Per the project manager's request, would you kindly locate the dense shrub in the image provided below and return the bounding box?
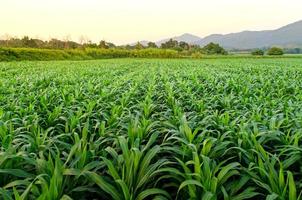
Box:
[267,47,284,55]
[202,42,228,55]
[251,49,264,56]
[284,48,302,54]
[133,49,178,58]
[191,52,203,58]
[0,48,180,61]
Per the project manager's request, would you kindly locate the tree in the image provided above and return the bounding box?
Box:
[251,49,264,56]
[267,47,284,55]
[99,40,109,49]
[292,48,301,54]
[21,36,30,47]
[179,41,190,51]
[3,33,12,47]
[135,42,144,50]
[189,44,203,53]
[202,42,228,55]
[21,36,39,48]
[107,42,116,48]
[147,42,157,48]
[284,48,301,54]
[84,41,98,48]
[67,41,80,49]
[161,39,178,49]
[48,38,66,49]
[124,44,133,50]
[63,35,71,49]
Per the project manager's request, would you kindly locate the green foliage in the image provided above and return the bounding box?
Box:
[202,42,228,55]
[161,39,179,49]
[135,42,145,50]
[251,49,264,56]
[267,47,284,55]
[147,42,158,48]
[179,42,190,51]
[0,58,302,199]
[0,48,179,61]
[98,40,110,49]
[0,36,82,49]
[0,36,232,60]
[160,40,191,52]
[191,52,203,58]
[284,47,302,54]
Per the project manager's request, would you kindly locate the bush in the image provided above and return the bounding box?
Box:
[202,43,228,55]
[267,47,284,55]
[251,49,264,56]
[0,48,181,61]
[191,52,203,58]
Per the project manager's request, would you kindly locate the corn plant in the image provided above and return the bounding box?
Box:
[1,58,302,199]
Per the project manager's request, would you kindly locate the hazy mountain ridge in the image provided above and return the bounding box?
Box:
[156,33,202,45]
[131,33,202,46]
[196,20,302,49]
[131,20,302,49]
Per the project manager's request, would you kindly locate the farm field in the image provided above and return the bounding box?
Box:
[1,58,302,199]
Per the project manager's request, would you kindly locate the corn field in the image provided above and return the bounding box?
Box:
[0,58,302,199]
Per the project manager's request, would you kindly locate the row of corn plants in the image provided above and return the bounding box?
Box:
[1,58,302,199]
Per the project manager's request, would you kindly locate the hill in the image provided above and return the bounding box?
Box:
[130,20,302,49]
[195,20,302,49]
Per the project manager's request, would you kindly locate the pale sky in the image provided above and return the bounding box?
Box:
[1,0,302,44]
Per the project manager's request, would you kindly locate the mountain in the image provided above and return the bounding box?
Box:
[129,20,302,49]
[130,33,202,47]
[195,20,302,49]
[156,33,202,45]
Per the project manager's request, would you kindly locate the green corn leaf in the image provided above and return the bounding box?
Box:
[136,188,170,200]
[85,171,121,200]
[287,171,296,200]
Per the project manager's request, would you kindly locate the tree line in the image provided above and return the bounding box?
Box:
[0,36,228,55]
[251,47,284,56]
[1,35,299,56]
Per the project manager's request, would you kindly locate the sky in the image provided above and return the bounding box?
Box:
[0,0,302,45]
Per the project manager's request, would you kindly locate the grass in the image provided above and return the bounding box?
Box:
[0,58,302,199]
